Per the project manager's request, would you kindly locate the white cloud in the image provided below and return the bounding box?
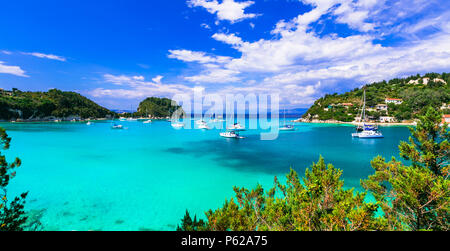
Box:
[0,61,28,77]
[170,0,450,106]
[152,75,164,84]
[168,49,231,64]
[22,52,66,62]
[1,50,12,55]
[188,0,260,23]
[201,23,211,29]
[185,69,240,83]
[91,74,195,99]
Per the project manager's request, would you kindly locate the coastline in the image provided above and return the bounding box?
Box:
[292,118,417,127]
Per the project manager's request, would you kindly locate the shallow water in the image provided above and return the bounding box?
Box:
[1,119,410,231]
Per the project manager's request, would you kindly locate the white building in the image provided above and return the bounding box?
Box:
[376,104,388,111]
[385,98,403,105]
[380,116,396,123]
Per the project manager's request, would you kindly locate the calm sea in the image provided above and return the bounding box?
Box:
[1,119,410,230]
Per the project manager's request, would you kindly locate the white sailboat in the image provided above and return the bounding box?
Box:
[280,108,295,131]
[198,121,210,130]
[171,122,185,128]
[227,122,246,131]
[352,89,383,139]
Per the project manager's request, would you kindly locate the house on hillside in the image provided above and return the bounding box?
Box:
[385,98,403,105]
[443,114,450,124]
[376,104,388,111]
[440,103,450,110]
[0,88,13,96]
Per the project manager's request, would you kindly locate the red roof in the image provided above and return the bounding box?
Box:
[444,115,450,118]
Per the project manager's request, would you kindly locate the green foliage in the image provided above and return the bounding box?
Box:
[177,210,207,231]
[362,107,449,231]
[0,89,116,120]
[184,157,381,231]
[0,127,29,231]
[135,97,183,118]
[181,104,449,231]
[399,107,449,176]
[362,157,449,231]
[303,73,450,122]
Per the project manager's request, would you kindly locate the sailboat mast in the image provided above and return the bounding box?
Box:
[362,89,366,122]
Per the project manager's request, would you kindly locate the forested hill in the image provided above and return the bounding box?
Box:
[302,73,450,122]
[0,88,116,121]
[136,97,183,118]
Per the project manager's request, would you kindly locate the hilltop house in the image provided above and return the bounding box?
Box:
[385,98,403,105]
[376,104,388,111]
[408,78,447,85]
[0,88,13,96]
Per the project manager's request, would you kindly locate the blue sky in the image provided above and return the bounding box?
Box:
[1,0,449,109]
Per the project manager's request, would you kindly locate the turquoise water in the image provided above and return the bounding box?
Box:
[1,119,411,231]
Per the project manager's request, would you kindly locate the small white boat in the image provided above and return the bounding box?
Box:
[198,122,210,130]
[127,118,138,121]
[172,122,185,128]
[86,121,92,126]
[280,125,295,131]
[143,120,152,124]
[220,131,244,139]
[227,123,246,131]
[111,124,124,129]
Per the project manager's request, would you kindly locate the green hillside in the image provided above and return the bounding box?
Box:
[136,97,183,118]
[303,73,450,122]
[0,88,115,120]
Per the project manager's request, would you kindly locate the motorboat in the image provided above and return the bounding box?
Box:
[220,131,244,139]
[172,122,185,128]
[111,124,124,129]
[280,125,295,131]
[198,121,210,130]
[227,123,246,131]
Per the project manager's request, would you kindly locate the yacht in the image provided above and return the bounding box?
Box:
[198,121,210,130]
[220,131,244,139]
[227,123,246,131]
[143,120,152,124]
[172,122,185,128]
[280,108,295,131]
[280,125,295,131]
[352,124,384,138]
[111,123,124,129]
[352,89,384,139]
